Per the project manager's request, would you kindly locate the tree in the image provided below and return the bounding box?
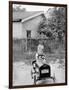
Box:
[38,7,66,42]
[13,5,26,11]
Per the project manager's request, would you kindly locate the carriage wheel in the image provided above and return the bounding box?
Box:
[34,75,36,85]
[50,73,56,83]
[53,73,56,83]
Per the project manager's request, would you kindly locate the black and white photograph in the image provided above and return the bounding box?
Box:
[9,1,67,88]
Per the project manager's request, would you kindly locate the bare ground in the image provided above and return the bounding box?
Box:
[13,58,65,86]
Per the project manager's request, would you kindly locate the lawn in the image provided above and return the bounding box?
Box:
[13,46,65,65]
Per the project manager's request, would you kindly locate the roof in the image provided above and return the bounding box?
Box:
[13,10,44,22]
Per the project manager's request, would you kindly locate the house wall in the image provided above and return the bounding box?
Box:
[13,22,23,39]
[13,15,43,39]
[22,15,43,39]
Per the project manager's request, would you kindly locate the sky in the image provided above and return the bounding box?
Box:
[13,4,54,13]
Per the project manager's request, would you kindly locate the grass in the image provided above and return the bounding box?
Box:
[13,46,65,65]
[13,38,65,65]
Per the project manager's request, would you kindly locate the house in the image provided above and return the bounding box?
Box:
[13,9,46,51]
[13,9,46,39]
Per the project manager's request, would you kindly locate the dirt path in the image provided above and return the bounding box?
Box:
[13,60,65,86]
[13,62,33,86]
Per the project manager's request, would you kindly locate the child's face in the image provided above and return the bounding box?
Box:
[37,44,44,54]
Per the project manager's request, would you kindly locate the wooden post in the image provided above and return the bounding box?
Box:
[26,38,27,51]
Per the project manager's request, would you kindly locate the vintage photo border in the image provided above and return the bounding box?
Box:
[9,1,67,89]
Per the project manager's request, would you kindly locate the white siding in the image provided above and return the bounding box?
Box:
[23,15,43,39]
[13,15,43,39]
[13,22,22,39]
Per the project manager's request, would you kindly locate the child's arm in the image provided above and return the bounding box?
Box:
[35,53,38,61]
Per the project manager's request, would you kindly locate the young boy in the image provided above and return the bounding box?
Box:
[35,42,46,67]
[31,42,46,79]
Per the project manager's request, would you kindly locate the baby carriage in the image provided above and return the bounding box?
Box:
[31,55,56,84]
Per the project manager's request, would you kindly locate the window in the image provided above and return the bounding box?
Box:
[27,30,31,39]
